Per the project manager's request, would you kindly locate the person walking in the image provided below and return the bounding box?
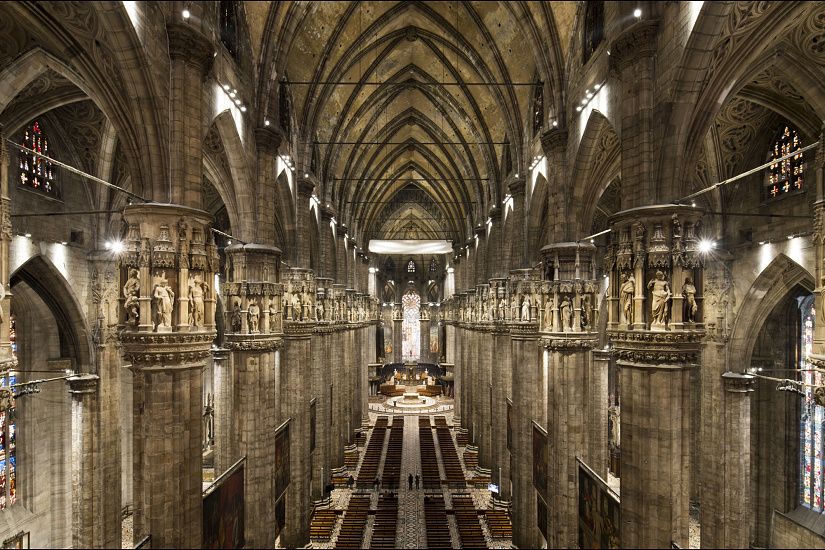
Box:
[408,473,413,490]
[348,474,354,489]
[415,474,420,489]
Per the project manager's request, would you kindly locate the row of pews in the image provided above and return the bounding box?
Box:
[382,416,403,488]
[310,508,338,540]
[484,509,513,539]
[423,494,452,549]
[436,427,465,485]
[333,495,370,549]
[369,493,398,549]
[452,495,487,548]
[356,416,387,485]
[419,417,442,487]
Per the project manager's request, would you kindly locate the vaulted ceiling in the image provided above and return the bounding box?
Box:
[257,1,575,245]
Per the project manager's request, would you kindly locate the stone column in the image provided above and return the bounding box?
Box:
[485,207,501,278]
[166,21,213,206]
[281,318,315,548]
[478,325,493,471]
[211,348,234,475]
[420,311,430,364]
[610,20,659,208]
[540,243,603,548]
[540,128,570,241]
[510,322,542,548]
[607,206,704,548]
[254,128,284,245]
[295,180,314,268]
[223,244,283,547]
[474,226,487,285]
[490,324,512,502]
[319,207,336,279]
[393,305,403,364]
[119,204,217,549]
[508,179,527,269]
[68,375,101,549]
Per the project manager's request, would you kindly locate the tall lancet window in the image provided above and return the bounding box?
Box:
[219,0,239,59]
[766,125,804,200]
[402,290,420,362]
[0,314,18,509]
[801,295,821,510]
[582,1,604,65]
[407,260,416,273]
[19,121,57,196]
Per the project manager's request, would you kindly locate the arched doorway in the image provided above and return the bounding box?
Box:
[402,290,420,362]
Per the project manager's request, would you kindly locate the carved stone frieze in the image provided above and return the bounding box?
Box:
[224,335,284,352]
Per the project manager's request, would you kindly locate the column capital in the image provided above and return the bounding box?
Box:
[474,225,486,238]
[508,179,526,196]
[722,372,755,393]
[320,205,336,221]
[67,374,99,394]
[488,205,502,221]
[609,19,659,71]
[297,179,315,197]
[540,128,568,155]
[166,22,214,73]
[254,127,284,154]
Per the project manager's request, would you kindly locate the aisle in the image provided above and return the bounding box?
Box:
[397,415,425,548]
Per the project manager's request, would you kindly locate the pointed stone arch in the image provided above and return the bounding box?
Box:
[10,254,94,371]
[728,254,814,371]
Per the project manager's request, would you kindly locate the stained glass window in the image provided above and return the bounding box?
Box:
[583,1,604,65]
[279,81,291,142]
[766,126,803,200]
[402,290,420,362]
[219,1,238,59]
[407,260,416,273]
[801,295,820,510]
[385,258,395,273]
[19,122,56,195]
[430,259,438,272]
[0,370,16,509]
[533,82,543,136]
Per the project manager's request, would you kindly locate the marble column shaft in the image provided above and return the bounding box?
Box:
[280,325,313,547]
[510,325,542,548]
[620,362,691,548]
[311,327,331,498]
[329,327,344,469]
[479,328,493,471]
[491,327,512,500]
[68,375,103,549]
[211,348,235,475]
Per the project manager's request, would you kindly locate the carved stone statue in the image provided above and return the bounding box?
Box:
[647,270,672,327]
[231,301,242,332]
[317,299,324,321]
[560,297,572,331]
[521,297,531,322]
[544,298,552,326]
[123,268,140,326]
[620,273,635,325]
[187,275,207,328]
[292,291,301,321]
[152,273,175,330]
[498,298,506,321]
[510,297,518,321]
[683,276,697,323]
[248,301,260,332]
[582,294,592,329]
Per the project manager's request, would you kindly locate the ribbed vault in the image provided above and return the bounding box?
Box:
[260,1,572,246]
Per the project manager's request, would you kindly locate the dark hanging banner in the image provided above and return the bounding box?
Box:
[273,494,286,542]
[202,456,246,549]
[310,398,317,453]
[274,419,291,504]
[506,398,513,452]
[537,493,548,543]
[532,421,548,504]
[577,458,621,549]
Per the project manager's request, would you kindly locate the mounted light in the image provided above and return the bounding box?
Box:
[182,9,190,18]
[698,239,715,253]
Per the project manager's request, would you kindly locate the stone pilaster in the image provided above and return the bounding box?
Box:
[420,312,430,364]
[475,226,487,285]
[478,325,493,471]
[540,128,570,242]
[118,203,217,549]
[223,244,283,547]
[540,243,603,548]
[68,375,101,549]
[392,304,403,364]
[487,207,503,278]
[607,205,704,548]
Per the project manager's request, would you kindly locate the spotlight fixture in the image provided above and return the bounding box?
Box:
[265,119,270,126]
[223,84,230,91]
[698,239,715,253]
[240,106,247,112]
[182,9,190,18]
[24,233,31,238]
[634,8,642,17]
